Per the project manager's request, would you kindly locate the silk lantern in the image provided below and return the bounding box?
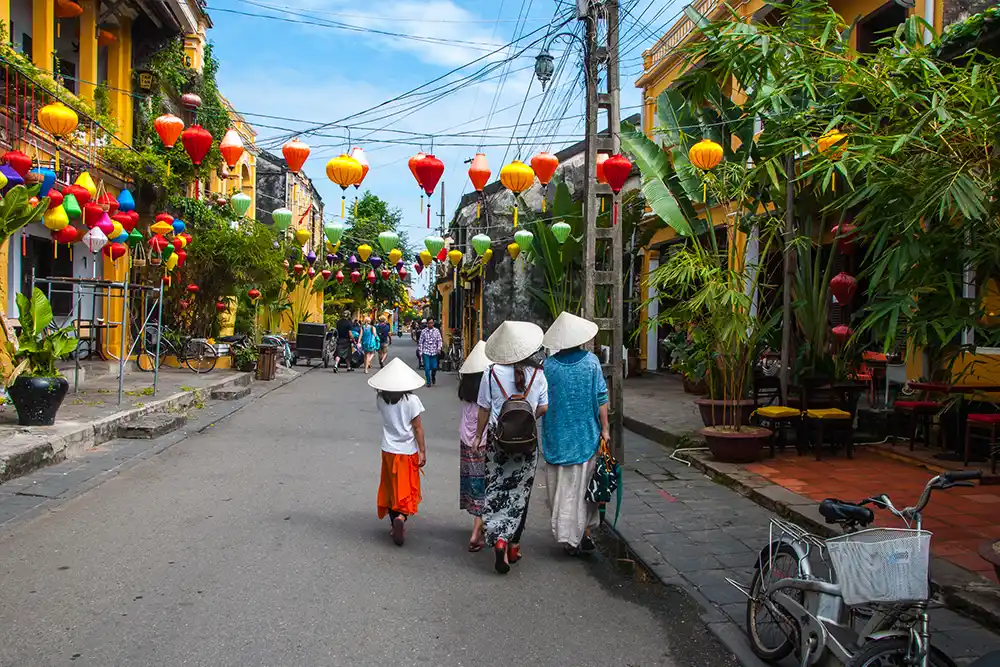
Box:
[414,154,444,228]
[231,192,252,218]
[98,191,119,215]
[688,139,723,202]
[514,229,533,253]
[414,261,424,276]
[30,167,56,197]
[448,249,463,267]
[419,249,433,266]
[398,266,408,280]
[83,202,103,227]
[829,272,857,305]
[358,244,373,262]
[371,256,383,270]
[424,236,445,258]
[75,171,97,200]
[117,188,135,213]
[350,270,361,284]
[175,248,187,268]
[483,248,493,263]
[3,150,31,178]
[551,221,571,244]
[377,230,399,254]
[127,228,143,248]
[350,147,369,189]
[219,128,244,170]
[507,242,520,260]
[326,154,363,217]
[307,267,316,279]
[37,102,78,172]
[321,269,332,280]
[367,269,376,284]
[44,204,70,231]
[294,228,310,246]
[324,222,345,245]
[163,253,178,271]
[530,152,559,212]
[181,125,212,166]
[0,164,21,194]
[602,153,633,226]
[306,250,317,266]
[96,212,114,237]
[408,152,426,212]
[172,219,186,235]
[187,284,200,294]
[282,138,310,173]
[335,270,345,284]
[500,160,534,227]
[832,325,853,344]
[832,222,858,254]
[389,248,403,265]
[272,207,292,231]
[817,128,848,192]
[347,255,359,270]
[293,263,304,275]
[471,234,491,256]
[468,153,491,218]
[154,114,184,176]
[595,152,609,185]
[103,242,127,261]
[380,268,390,280]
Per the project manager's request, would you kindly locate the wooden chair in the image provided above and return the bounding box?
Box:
[751,375,801,457]
[964,413,1000,472]
[893,387,942,451]
[800,380,855,460]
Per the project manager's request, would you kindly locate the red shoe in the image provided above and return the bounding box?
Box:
[494,539,510,574]
[507,544,522,564]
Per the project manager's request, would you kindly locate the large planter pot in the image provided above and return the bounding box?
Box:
[978,539,1000,581]
[7,376,70,426]
[699,425,772,464]
[694,398,756,427]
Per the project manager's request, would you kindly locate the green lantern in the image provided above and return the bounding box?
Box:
[514,229,534,251]
[126,228,143,247]
[162,242,175,262]
[231,192,252,217]
[271,207,292,232]
[324,222,345,245]
[424,235,445,257]
[63,192,82,219]
[377,230,399,254]
[471,234,492,256]
[551,221,571,244]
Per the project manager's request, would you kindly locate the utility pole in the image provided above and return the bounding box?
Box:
[581,0,624,461]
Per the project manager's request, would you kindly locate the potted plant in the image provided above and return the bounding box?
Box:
[231,343,258,372]
[3,288,78,425]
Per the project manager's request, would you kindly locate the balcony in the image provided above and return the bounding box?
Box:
[640,0,722,79]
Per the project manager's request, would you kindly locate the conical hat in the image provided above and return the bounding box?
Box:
[368,357,425,392]
[484,321,543,365]
[459,340,491,375]
[543,311,599,350]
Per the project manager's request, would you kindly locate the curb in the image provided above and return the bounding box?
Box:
[0,372,253,483]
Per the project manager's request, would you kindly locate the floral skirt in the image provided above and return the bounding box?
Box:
[482,427,537,547]
[459,437,486,516]
[377,451,422,519]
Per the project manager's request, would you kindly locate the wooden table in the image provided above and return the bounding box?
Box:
[907,383,1000,461]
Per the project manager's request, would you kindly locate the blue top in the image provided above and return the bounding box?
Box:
[541,349,609,465]
[361,325,380,351]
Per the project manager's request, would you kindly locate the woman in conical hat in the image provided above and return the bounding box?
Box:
[457,341,490,551]
[475,321,549,574]
[369,358,427,547]
[540,312,608,555]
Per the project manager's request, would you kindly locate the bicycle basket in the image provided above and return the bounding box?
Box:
[825,528,931,606]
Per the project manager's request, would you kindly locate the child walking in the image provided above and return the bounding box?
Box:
[458,341,490,552]
[369,358,428,546]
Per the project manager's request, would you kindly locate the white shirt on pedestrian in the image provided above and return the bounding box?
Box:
[377,394,425,455]
[477,364,548,426]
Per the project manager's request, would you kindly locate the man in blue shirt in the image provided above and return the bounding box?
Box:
[375,317,392,368]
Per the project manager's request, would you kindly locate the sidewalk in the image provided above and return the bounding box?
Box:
[623,372,703,445]
[613,430,1000,665]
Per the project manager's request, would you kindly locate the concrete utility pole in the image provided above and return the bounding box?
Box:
[580,0,624,461]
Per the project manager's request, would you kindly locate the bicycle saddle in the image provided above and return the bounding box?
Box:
[218,335,246,343]
[968,651,1000,667]
[819,498,875,526]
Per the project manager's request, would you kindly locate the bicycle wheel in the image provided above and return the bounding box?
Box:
[136,346,165,372]
[846,637,957,667]
[746,543,803,662]
[184,339,218,373]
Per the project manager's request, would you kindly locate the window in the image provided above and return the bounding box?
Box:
[856,1,909,55]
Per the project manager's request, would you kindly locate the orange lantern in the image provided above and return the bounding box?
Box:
[219,128,244,170]
[408,152,426,212]
[499,160,535,228]
[282,138,310,174]
[530,152,559,212]
[467,153,490,219]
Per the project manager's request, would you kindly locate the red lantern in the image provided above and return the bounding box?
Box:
[2,150,32,177]
[398,266,407,280]
[603,154,632,194]
[178,232,193,247]
[282,138,310,174]
[436,247,447,262]
[98,192,119,215]
[307,267,316,278]
[52,226,78,244]
[186,284,200,294]
[216,301,227,312]
[148,235,168,252]
[832,324,853,342]
[414,262,424,275]
[181,125,213,165]
[179,299,189,310]
[829,272,857,305]
[832,222,858,254]
[154,114,184,148]
[126,211,139,229]
[248,288,261,300]
[175,248,187,268]
[102,242,127,260]
[350,270,361,284]
[335,270,345,284]
[596,152,609,184]
[321,269,332,280]
[155,212,174,225]
[408,152,426,188]
[531,152,559,188]
[47,189,64,209]
[367,269,377,284]
[414,154,444,196]
[64,184,90,207]
[163,275,171,286]
[113,212,134,233]
[84,202,104,227]
[381,268,391,280]
[293,263,304,275]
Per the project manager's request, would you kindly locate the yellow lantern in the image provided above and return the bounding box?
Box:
[38,101,78,171]
[43,205,70,231]
[110,220,124,240]
[688,139,723,171]
[389,248,403,265]
[164,253,179,271]
[507,242,520,260]
[150,220,173,236]
[817,128,847,157]
[294,228,310,246]
[75,171,98,199]
[325,154,363,217]
[419,249,433,266]
[174,235,188,249]
[358,243,373,262]
[448,249,463,266]
[499,160,535,227]
[483,248,493,263]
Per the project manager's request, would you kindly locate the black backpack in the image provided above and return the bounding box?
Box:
[490,366,540,455]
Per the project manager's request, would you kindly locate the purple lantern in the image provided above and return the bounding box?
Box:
[370,256,382,270]
[347,255,359,270]
[0,164,24,194]
[306,250,317,266]
[326,253,335,264]
[395,259,405,270]
[331,253,342,263]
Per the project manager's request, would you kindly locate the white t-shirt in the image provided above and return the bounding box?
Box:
[377,394,425,455]
[477,364,548,426]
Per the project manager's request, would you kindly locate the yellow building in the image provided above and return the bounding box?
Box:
[632,0,1000,382]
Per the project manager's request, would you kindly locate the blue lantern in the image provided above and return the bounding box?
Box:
[172,219,186,234]
[117,189,136,213]
[30,167,56,196]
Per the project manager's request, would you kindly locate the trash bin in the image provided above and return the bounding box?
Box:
[257,344,277,381]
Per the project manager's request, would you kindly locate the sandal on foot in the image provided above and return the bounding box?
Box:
[507,544,522,563]
[391,517,405,546]
[494,539,510,574]
[580,535,596,552]
[468,538,485,552]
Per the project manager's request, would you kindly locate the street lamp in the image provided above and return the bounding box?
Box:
[534,48,554,90]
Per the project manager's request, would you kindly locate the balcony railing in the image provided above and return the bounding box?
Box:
[643,0,721,73]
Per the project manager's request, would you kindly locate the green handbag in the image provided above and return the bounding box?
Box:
[586,438,622,527]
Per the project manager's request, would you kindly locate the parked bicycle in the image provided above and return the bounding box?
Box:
[136,325,218,373]
[733,469,983,667]
[448,330,463,368]
[260,332,293,368]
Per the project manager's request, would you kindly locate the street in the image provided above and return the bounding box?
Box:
[0,338,736,667]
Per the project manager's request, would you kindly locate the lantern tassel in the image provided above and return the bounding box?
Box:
[427,205,431,229]
[542,198,546,213]
[341,195,345,218]
[513,204,518,228]
[600,198,604,213]
[703,182,707,203]
[21,232,25,256]
[476,201,480,219]
[54,241,57,259]
[69,245,72,262]
[420,195,424,214]
[354,197,358,217]
[166,158,171,178]
[614,201,619,227]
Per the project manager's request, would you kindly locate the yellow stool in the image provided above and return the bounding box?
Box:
[804,408,854,459]
[752,406,802,457]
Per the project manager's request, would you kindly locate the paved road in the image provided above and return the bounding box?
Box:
[0,339,737,667]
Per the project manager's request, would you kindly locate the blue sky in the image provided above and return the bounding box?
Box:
[206,0,682,289]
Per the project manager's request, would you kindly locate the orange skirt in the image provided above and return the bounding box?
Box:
[377,451,422,519]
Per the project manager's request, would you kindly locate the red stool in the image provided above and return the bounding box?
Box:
[893,400,941,450]
[965,414,1000,471]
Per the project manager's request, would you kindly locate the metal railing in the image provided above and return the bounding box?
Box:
[643,0,722,72]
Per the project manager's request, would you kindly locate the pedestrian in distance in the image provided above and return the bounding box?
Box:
[332,310,355,372]
[458,341,490,552]
[476,321,548,574]
[361,317,381,374]
[540,312,609,556]
[418,317,443,387]
[416,318,427,369]
[376,316,392,368]
[369,358,427,547]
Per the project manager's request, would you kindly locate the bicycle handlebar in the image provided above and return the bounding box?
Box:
[874,469,983,522]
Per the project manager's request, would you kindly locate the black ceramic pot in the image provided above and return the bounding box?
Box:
[8,376,70,426]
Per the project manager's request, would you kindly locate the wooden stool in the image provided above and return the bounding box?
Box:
[893,400,941,450]
[804,408,854,460]
[964,414,1000,471]
[753,406,802,457]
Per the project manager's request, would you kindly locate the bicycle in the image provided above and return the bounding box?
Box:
[732,469,983,667]
[136,325,218,373]
[261,332,293,368]
[448,331,463,368]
